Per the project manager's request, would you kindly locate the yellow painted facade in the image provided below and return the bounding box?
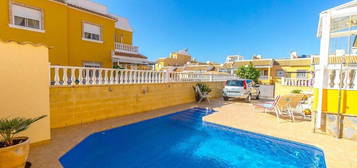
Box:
[312,88,357,115]
[155,50,192,70]
[274,82,313,96]
[50,82,224,128]
[0,41,50,144]
[115,28,133,45]
[0,0,133,68]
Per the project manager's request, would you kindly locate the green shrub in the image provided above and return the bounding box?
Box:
[291,89,302,94]
[196,83,212,93]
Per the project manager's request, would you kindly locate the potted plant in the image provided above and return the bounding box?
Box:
[0,115,46,168]
[194,83,212,102]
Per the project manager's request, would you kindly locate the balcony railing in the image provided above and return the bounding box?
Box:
[259,76,271,80]
[115,43,139,54]
[50,65,238,86]
[314,66,357,90]
[281,77,314,87]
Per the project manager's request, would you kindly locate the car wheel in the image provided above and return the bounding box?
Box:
[245,94,251,103]
[223,96,229,101]
[256,93,260,100]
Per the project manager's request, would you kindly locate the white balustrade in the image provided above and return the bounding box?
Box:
[115,43,139,54]
[50,65,239,86]
[281,77,314,87]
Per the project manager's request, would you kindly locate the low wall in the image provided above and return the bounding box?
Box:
[50,82,224,128]
[312,88,357,141]
[274,82,312,96]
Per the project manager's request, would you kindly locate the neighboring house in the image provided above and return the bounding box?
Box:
[0,0,152,69]
[225,55,244,63]
[222,59,275,84]
[155,49,192,70]
[221,55,314,96]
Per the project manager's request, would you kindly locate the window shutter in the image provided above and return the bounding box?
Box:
[83,23,101,35]
[12,4,41,21]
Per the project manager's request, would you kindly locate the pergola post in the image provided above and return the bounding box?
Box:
[316,12,331,129]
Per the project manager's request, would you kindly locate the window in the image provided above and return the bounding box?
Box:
[276,70,285,78]
[83,22,102,42]
[83,62,101,68]
[296,70,307,78]
[226,80,244,87]
[10,4,43,31]
[260,70,268,76]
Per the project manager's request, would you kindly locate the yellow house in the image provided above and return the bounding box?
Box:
[0,0,151,69]
[155,49,192,70]
[223,59,275,84]
[222,56,314,96]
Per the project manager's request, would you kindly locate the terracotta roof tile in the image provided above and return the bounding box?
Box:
[275,59,311,66]
[312,55,357,64]
[114,51,147,59]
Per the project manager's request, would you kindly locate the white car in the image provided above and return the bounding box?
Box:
[222,79,260,103]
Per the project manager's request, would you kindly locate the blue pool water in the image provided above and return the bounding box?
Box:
[60,108,326,168]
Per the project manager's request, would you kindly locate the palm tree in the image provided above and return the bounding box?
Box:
[0,115,46,147]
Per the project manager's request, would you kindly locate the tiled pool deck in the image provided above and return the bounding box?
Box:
[29,99,357,168]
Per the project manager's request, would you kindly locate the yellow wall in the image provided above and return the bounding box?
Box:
[156,52,192,70]
[50,82,224,128]
[0,0,117,68]
[0,41,50,144]
[313,88,357,115]
[0,0,69,65]
[115,28,133,45]
[274,82,312,96]
[67,7,115,68]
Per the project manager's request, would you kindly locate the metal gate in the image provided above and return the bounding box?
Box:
[259,85,275,98]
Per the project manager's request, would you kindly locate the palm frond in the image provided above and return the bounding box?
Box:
[0,115,46,146]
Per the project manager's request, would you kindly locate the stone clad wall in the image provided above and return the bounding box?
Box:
[50,82,224,128]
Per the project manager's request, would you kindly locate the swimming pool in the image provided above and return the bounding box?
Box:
[60,108,326,168]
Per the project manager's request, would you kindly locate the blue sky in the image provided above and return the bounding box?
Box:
[95,0,350,63]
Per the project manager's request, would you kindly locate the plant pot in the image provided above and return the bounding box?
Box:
[0,137,30,168]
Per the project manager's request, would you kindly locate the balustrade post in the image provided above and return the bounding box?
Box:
[70,68,76,85]
[54,67,60,85]
[97,69,102,85]
[109,70,114,84]
[115,70,119,84]
[78,68,83,85]
[104,70,109,84]
[84,69,90,85]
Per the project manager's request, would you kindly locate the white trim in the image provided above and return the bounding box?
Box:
[8,24,45,33]
[81,38,103,44]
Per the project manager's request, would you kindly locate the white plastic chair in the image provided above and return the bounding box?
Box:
[195,86,212,108]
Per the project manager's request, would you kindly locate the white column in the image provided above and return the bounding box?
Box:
[316,13,331,128]
[54,67,60,85]
[98,69,102,85]
[78,68,83,85]
[70,68,76,85]
[109,70,114,84]
[104,70,109,84]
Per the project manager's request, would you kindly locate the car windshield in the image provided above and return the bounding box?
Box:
[226,80,244,86]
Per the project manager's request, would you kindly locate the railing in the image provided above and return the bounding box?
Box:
[50,65,238,86]
[115,43,139,54]
[259,76,271,80]
[314,66,357,90]
[281,77,314,87]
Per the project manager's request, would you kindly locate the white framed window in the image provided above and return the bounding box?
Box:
[82,22,102,43]
[9,3,44,32]
[276,70,285,78]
